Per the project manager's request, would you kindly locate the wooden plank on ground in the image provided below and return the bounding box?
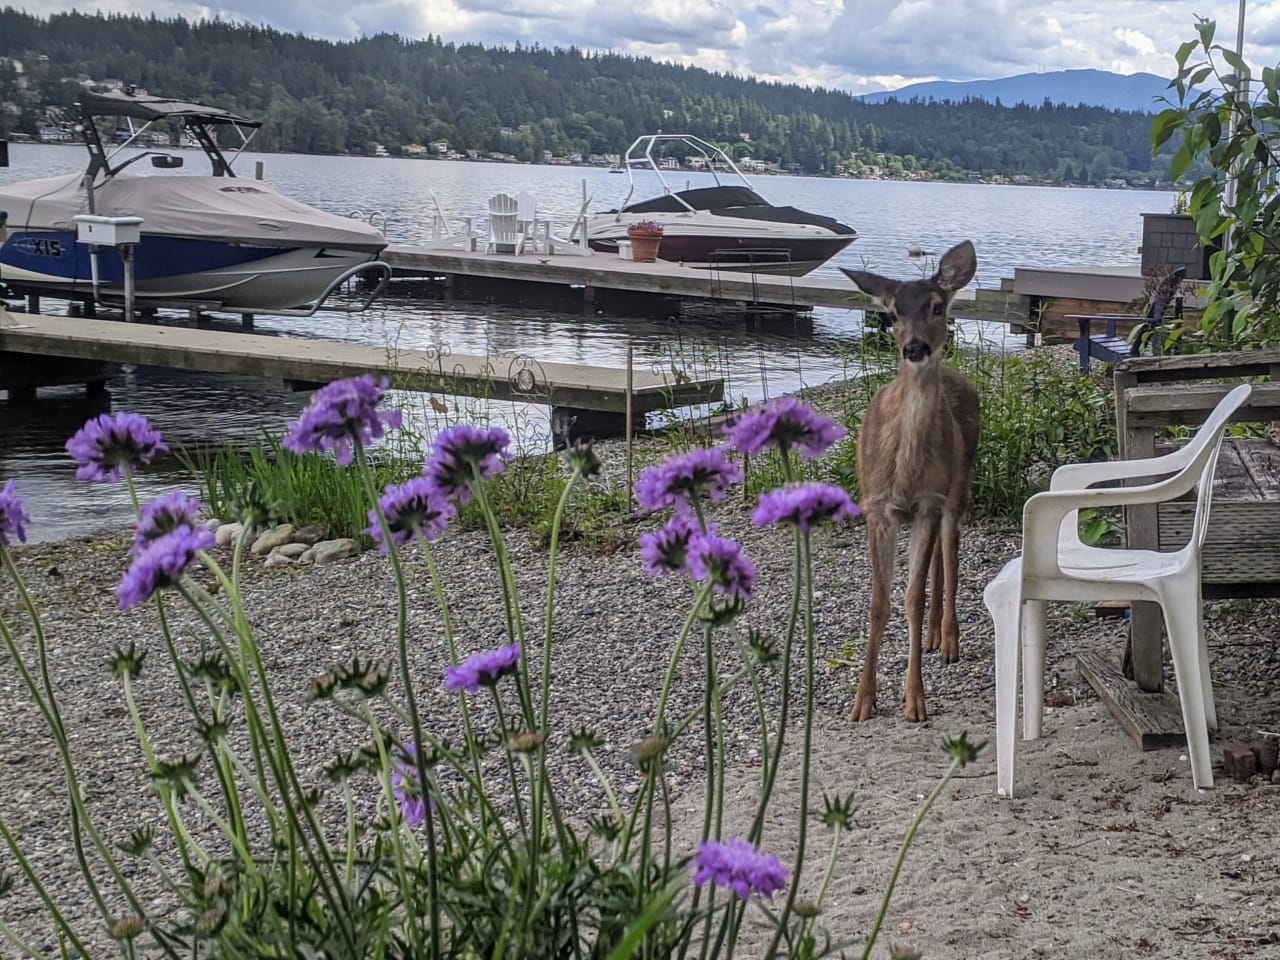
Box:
[1234,438,1280,500]
[1077,652,1187,751]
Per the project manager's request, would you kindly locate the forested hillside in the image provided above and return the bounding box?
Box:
[0,8,1176,184]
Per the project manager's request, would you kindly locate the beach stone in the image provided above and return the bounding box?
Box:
[271,542,310,560]
[214,522,243,546]
[292,524,328,546]
[205,518,221,532]
[251,524,295,556]
[308,538,361,564]
[1273,769,1280,785]
[263,552,294,568]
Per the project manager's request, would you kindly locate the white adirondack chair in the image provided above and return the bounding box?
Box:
[545,194,595,257]
[485,193,522,255]
[422,193,481,251]
[514,191,545,254]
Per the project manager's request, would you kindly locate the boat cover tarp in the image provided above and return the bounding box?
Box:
[620,185,855,235]
[80,91,261,127]
[0,173,385,252]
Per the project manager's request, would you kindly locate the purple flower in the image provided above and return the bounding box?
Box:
[692,838,788,901]
[753,483,860,533]
[366,476,455,553]
[0,480,30,547]
[639,514,710,577]
[392,744,429,827]
[282,375,403,466]
[687,534,755,602]
[66,412,168,483]
[445,642,522,693]
[424,424,510,505]
[134,491,202,554]
[117,525,214,610]
[723,397,845,461]
[634,447,742,515]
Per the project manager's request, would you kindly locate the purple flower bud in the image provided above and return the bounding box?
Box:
[692,838,788,900]
[282,375,402,466]
[723,397,844,460]
[134,491,202,554]
[634,447,741,515]
[424,424,510,505]
[687,533,755,602]
[0,479,30,547]
[445,642,521,693]
[117,525,214,610]
[753,482,860,533]
[366,476,454,553]
[66,412,168,483]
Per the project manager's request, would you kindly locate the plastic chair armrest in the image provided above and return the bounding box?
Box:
[1048,450,1190,490]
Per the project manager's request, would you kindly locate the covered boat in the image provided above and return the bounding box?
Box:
[0,90,388,313]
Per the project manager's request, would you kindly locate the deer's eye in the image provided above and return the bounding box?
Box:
[932,303,944,316]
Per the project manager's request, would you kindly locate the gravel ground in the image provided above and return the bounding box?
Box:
[2,438,1279,957]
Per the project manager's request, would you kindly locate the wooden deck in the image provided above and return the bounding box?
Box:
[0,310,723,417]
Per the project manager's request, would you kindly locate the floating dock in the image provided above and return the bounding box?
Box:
[0,310,724,441]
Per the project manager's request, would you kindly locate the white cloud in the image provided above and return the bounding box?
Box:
[23,1,1280,94]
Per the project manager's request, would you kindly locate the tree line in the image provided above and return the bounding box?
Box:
[0,8,1178,184]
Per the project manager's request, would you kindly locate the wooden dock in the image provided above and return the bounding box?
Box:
[380,244,1030,324]
[0,310,724,439]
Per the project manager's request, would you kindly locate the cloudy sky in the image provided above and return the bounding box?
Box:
[24,1,1280,95]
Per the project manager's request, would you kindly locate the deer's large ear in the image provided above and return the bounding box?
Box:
[841,268,899,309]
[933,241,976,292]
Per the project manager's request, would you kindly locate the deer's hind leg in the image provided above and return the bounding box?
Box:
[850,510,895,723]
[925,538,943,653]
[937,511,962,663]
[903,510,941,722]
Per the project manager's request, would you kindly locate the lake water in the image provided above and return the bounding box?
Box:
[1,143,1174,541]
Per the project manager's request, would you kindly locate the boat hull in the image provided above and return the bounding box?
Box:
[587,229,855,276]
[0,230,379,310]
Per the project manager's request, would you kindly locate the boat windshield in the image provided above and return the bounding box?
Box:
[620,185,768,214]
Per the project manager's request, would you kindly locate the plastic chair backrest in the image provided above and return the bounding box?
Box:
[516,191,536,224]
[1187,383,1252,549]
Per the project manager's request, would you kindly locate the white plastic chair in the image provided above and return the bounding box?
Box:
[485,193,522,255]
[546,193,595,257]
[983,383,1253,798]
[423,193,481,251]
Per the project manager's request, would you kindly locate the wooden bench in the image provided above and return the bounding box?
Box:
[1112,349,1280,696]
[1076,350,1280,749]
[1069,266,1186,373]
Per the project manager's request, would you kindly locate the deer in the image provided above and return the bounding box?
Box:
[841,240,980,723]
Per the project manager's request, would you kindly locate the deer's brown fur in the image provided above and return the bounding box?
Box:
[842,241,980,722]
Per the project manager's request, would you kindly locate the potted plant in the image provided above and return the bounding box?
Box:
[626,219,664,262]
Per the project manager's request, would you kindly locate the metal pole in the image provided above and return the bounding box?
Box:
[121,244,135,322]
[1224,0,1248,255]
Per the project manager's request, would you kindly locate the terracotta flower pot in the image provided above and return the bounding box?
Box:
[627,232,662,262]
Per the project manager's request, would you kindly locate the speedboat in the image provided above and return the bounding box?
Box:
[586,134,857,276]
[0,90,389,315]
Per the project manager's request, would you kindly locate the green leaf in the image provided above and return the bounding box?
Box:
[605,881,683,960]
[1150,109,1183,149]
[1197,18,1217,48]
[1175,39,1200,71]
[1222,49,1251,79]
[1170,141,1195,181]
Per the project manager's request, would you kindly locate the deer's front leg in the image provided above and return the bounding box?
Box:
[850,512,895,723]
[903,511,941,722]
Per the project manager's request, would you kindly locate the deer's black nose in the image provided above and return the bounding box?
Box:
[903,339,931,362]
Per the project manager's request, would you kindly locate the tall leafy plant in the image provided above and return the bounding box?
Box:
[1154,16,1280,348]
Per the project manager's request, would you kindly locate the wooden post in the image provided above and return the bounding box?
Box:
[625,341,634,516]
[1115,364,1164,691]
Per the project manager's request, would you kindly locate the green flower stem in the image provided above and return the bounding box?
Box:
[652,585,711,733]
[748,526,803,845]
[490,691,529,836]
[0,550,161,950]
[365,721,429,955]
[176,582,354,959]
[581,749,625,840]
[355,446,440,958]
[859,754,965,960]
[0,818,92,958]
[340,781,357,884]
[765,534,819,957]
[419,544,492,833]
[183,780,260,871]
[813,820,847,913]
[119,670,205,875]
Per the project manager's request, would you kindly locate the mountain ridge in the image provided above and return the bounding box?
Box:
[860,68,1171,113]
